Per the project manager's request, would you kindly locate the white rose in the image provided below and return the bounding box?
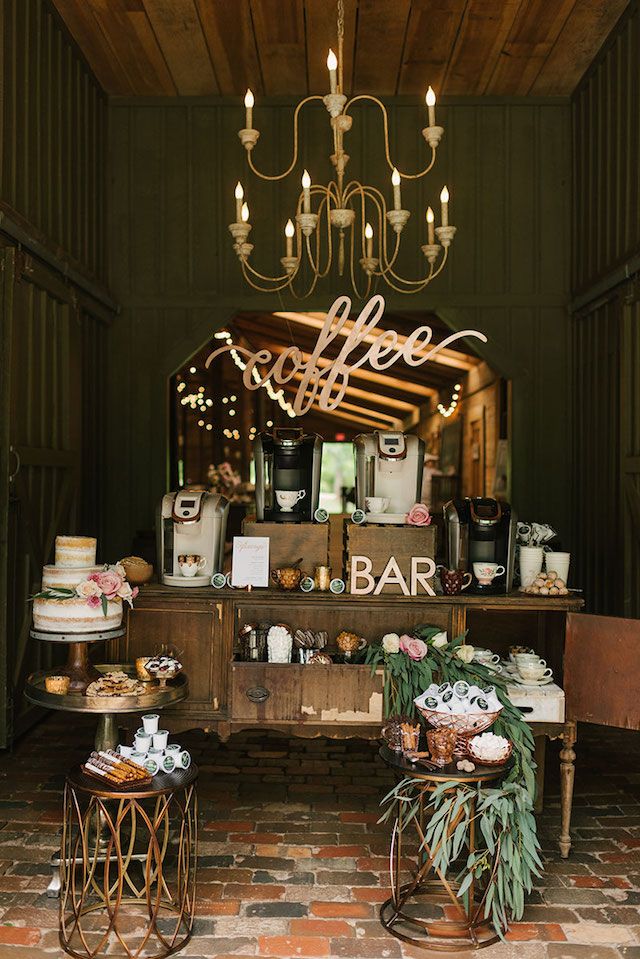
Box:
[431,631,448,649]
[382,633,400,654]
[455,643,475,664]
[112,563,126,579]
[76,579,101,599]
[117,581,133,601]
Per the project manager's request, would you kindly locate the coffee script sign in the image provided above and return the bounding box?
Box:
[350,555,437,596]
[206,294,487,416]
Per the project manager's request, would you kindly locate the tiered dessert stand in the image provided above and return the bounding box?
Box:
[24,626,189,897]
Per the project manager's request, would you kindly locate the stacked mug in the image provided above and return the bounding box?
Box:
[119,713,191,776]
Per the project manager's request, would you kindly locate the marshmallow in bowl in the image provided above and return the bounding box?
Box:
[469,732,510,760]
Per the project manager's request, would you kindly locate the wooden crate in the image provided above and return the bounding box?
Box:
[241,516,329,573]
[344,522,437,593]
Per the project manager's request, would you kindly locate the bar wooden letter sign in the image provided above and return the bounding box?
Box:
[350,555,436,596]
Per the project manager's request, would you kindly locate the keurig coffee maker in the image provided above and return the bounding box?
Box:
[253,428,322,522]
[157,489,229,587]
[443,497,517,593]
[354,431,425,523]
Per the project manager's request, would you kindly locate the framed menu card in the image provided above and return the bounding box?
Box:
[231,536,270,588]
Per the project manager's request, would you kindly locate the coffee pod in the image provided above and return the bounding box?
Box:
[300,577,315,592]
[178,749,192,769]
[142,714,159,735]
[314,507,329,523]
[453,680,469,699]
[134,733,152,752]
[351,509,366,525]
[143,757,160,775]
[329,578,345,594]
[211,572,226,588]
[165,743,180,753]
[153,729,169,750]
[118,745,133,758]
[131,751,147,765]
[161,753,176,773]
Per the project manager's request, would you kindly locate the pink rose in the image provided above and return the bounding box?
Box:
[76,579,101,600]
[86,595,101,609]
[93,569,123,599]
[406,503,432,526]
[399,634,428,661]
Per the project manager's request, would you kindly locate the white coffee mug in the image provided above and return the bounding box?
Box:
[518,663,553,680]
[545,551,570,584]
[519,546,544,587]
[472,562,506,585]
[179,556,207,578]
[275,489,306,512]
[473,650,500,666]
[365,496,390,514]
[515,654,547,667]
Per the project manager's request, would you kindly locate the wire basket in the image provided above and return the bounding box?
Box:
[467,738,513,767]
[415,705,502,756]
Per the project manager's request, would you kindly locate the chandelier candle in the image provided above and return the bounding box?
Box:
[235,182,243,222]
[327,49,338,93]
[440,186,449,227]
[392,168,401,211]
[426,86,436,126]
[302,170,311,213]
[244,89,254,130]
[427,207,435,244]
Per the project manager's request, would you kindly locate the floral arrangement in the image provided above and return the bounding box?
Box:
[406,503,432,526]
[33,564,138,617]
[367,625,540,937]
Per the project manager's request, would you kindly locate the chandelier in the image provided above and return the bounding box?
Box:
[229,0,456,299]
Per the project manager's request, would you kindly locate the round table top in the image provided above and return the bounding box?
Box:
[30,626,126,644]
[379,745,509,784]
[24,664,189,714]
[67,762,198,798]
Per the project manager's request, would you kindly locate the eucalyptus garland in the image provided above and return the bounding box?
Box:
[366,624,541,937]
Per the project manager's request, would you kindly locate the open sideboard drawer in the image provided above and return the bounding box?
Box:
[231,663,383,724]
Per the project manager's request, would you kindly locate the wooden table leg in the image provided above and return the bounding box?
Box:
[559,720,577,858]
[534,735,546,814]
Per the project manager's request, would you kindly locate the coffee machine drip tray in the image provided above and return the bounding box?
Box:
[365,511,408,525]
[162,573,211,588]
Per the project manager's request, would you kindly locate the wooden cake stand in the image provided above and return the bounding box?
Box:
[29,625,126,693]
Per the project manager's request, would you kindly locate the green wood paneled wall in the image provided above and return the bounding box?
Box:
[0,0,106,279]
[106,97,571,558]
[573,1,640,295]
[571,2,640,617]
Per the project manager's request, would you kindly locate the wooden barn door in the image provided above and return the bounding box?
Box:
[0,247,109,745]
[621,298,640,618]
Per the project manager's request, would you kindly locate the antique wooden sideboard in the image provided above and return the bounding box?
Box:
[112,584,582,740]
[111,584,584,855]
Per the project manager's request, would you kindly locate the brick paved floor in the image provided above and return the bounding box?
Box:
[0,716,638,959]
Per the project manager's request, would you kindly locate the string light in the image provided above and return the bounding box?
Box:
[212,330,297,417]
[437,382,463,418]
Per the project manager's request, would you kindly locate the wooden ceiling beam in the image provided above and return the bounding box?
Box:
[195,0,262,95]
[304,0,357,94]
[353,0,410,95]
[249,0,307,95]
[282,382,401,427]
[398,0,467,95]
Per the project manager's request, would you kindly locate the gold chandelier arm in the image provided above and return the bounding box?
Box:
[239,256,297,292]
[247,96,324,181]
[344,95,437,179]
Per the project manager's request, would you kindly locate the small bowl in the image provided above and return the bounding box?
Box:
[467,738,513,767]
[120,556,154,586]
[135,657,154,682]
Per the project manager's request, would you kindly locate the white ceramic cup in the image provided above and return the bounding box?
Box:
[179,556,206,578]
[545,551,570,584]
[275,489,306,512]
[518,663,553,680]
[473,650,501,666]
[515,654,547,667]
[142,713,159,735]
[472,562,506,585]
[365,496,390,514]
[153,729,169,750]
[519,546,544,587]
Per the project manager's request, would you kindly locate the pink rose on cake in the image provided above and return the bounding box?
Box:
[89,568,124,600]
[86,595,101,609]
[76,579,102,600]
[116,581,139,607]
[406,503,432,526]
[399,634,428,661]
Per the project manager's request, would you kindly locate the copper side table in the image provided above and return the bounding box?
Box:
[379,745,508,951]
[59,764,198,959]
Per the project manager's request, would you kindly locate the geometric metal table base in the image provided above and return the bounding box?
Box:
[59,766,198,959]
[379,747,506,952]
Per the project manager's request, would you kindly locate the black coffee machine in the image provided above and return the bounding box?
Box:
[443,497,517,593]
[253,428,322,522]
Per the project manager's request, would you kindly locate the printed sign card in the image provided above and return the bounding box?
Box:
[231,536,270,588]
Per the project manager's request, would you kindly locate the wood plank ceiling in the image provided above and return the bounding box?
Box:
[51,0,629,98]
